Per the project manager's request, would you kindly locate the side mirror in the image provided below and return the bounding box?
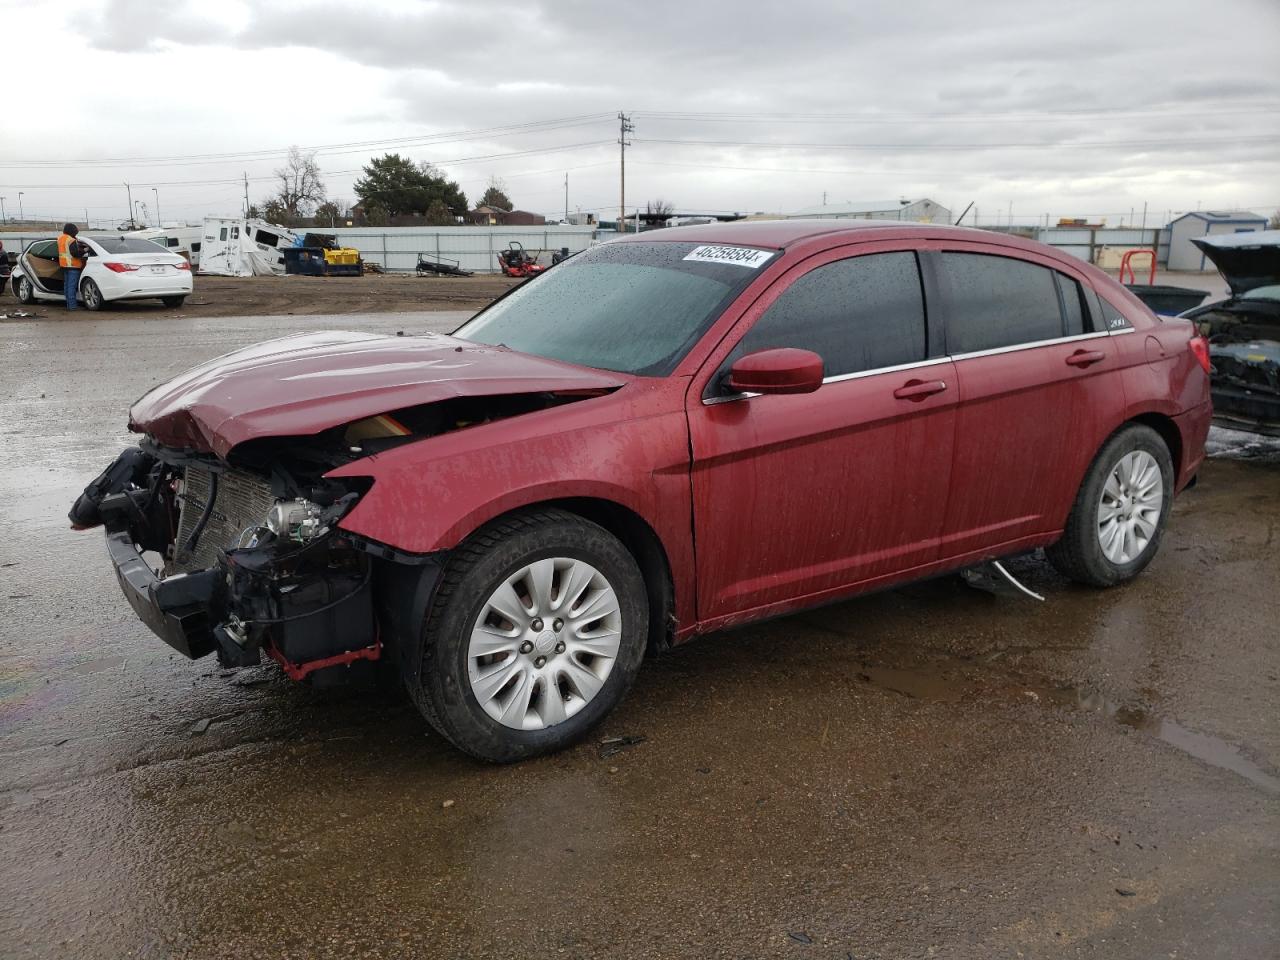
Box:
[727,347,824,395]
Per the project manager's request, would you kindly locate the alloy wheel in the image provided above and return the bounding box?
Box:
[467,557,622,731]
[1097,450,1163,564]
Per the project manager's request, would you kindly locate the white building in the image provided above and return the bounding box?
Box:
[1166,210,1268,272]
[785,198,952,224]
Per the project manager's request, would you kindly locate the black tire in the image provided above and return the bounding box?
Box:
[411,508,649,762]
[161,295,186,308]
[15,275,35,304]
[81,278,105,311]
[1046,424,1174,587]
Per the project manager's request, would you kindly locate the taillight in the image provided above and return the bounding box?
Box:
[103,262,140,273]
[175,261,191,271]
[1189,335,1211,374]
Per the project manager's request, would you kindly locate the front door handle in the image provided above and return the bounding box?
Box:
[893,379,948,401]
[1065,349,1106,368]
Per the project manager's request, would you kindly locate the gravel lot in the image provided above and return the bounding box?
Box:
[0,306,1276,960]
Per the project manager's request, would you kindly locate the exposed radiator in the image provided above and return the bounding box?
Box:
[170,465,277,573]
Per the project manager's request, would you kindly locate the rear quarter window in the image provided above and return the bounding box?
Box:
[942,252,1064,353]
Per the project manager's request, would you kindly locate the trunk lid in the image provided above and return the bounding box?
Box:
[130,331,626,458]
[1190,230,1280,297]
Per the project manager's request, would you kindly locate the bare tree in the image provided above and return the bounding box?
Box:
[645,198,674,218]
[271,146,327,221]
[480,177,512,211]
[1270,209,1280,230]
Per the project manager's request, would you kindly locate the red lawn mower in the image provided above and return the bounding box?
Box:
[496,241,547,279]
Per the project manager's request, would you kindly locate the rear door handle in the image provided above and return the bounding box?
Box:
[893,379,948,401]
[1065,349,1106,368]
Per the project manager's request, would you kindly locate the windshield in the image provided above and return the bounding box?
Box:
[1240,284,1280,302]
[453,240,775,376]
[93,237,176,254]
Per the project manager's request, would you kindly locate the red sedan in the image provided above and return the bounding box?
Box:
[74,220,1212,761]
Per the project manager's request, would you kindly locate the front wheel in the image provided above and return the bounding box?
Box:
[15,275,35,304]
[411,509,649,762]
[1046,424,1174,587]
[81,278,105,311]
[161,295,186,308]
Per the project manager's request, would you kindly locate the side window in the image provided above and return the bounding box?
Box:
[1056,272,1089,336]
[941,252,1064,354]
[231,225,240,240]
[219,227,228,241]
[191,242,202,253]
[734,252,927,380]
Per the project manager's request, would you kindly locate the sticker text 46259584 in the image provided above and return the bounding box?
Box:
[682,245,774,269]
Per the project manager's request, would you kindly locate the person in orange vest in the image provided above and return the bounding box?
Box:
[57,223,89,311]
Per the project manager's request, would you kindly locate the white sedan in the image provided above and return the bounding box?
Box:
[10,235,193,310]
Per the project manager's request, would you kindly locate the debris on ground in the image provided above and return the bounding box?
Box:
[787,931,813,944]
[441,799,455,809]
[599,734,646,759]
[190,718,212,735]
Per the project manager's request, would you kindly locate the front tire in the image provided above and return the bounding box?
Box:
[1047,424,1174,587]
[81,278,105,311]
[15,275,35,304]
[412,509,648,762]
[161,295,186,308]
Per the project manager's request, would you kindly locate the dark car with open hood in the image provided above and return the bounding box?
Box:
[71,221,1212,761]
[1179,229,1280,436]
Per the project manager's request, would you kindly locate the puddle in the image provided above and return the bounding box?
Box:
[857,662,1280,795]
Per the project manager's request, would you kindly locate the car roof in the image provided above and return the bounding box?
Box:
[612,217,1027,251]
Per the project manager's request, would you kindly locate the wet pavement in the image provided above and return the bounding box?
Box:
[1,313,1277,959]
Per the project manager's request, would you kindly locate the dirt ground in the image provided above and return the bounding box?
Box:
[1,273,522,322]
[1,310,1276,959]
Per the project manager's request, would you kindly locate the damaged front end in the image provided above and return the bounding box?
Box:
[76,440,381,683]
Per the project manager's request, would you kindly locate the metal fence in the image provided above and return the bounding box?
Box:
[1029,227,1170,265]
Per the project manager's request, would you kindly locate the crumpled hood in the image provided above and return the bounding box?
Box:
[130,331,625,458]
[1191,230,1280,297]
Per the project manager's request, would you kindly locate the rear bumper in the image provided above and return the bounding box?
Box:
[106,530,218,659]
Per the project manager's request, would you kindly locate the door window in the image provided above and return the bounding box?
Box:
[733,251,927,379]
[219,227,228,241]
[1056,272,1090,336]
[941,253,1064,353]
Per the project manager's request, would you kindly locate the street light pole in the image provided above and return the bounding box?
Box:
[124,181,134,228]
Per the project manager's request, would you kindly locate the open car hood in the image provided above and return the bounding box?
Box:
[130,331,625,458]
[1191,230,1280,297]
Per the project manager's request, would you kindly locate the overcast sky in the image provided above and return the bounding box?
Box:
[1,0,1278,228]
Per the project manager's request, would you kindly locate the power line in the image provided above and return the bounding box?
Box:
[0,140,617,189]
[632,134,1280,151]
[634,105,1280,124]
[0,113,617,169]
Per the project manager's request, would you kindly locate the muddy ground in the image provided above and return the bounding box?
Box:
[1,273,521,322]
[0,309,1276,959]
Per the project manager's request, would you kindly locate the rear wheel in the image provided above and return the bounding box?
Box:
[411,509,648,762]
[15,275,35,304]
[161,295,186,308]
[1046,424,1174,587]
[81,278,105,311]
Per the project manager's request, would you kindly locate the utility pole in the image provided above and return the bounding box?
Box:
[1141,201,1147,231]
[564,172,569,223]
[153,188,161,228]
[618,112,633,233]
[0,197,6,224]
[244,172,250,217]
[822,190,827,206]
[124,182,134,228]
[18,192,24,222]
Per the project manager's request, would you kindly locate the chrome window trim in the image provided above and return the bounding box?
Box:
[702,328,1132,406]
[947,330,1111,362]
[703,355,950,405]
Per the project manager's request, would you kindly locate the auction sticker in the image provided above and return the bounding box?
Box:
[683,245,773,268]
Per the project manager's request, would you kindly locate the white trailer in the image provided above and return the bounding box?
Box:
[198,217,297,277]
